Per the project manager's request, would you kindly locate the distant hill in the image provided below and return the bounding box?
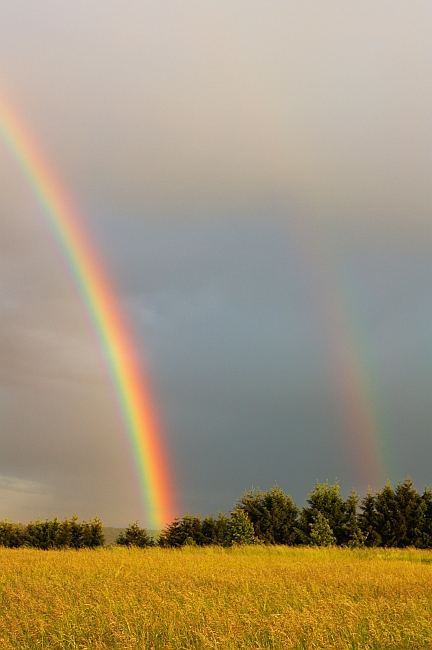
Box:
[102,527,161,546]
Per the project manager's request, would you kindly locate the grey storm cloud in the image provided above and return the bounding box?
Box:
[0,1,431,525]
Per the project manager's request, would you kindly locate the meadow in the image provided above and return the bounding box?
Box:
[0,546,431,649]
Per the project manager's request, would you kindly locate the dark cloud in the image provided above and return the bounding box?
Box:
[90,214,432,514]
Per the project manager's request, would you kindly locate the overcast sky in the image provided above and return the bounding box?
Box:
[0,1,431,527]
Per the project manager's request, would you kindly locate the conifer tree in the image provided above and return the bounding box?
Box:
[373,481,399,547]
[55,517,72,548]
[237,485,298,544]
[297,481,346,545]
[421,487,432,549]
[25,518,56,549]
[393,477,425,547]
[343,489,367,548]
[180,515,204,546]
[214,512,232,547]
[158,517,182,547]
[0,520,25,548]
[158,515,203,547]
[359,478,429,548]
[309,511,336,546]
[69,514,84,549]
[81,517,105,548]
[229,509,256,545]
[90,516,105,547]
[201,514,218,545]
[116,521,154,547]
[358,489,381,547]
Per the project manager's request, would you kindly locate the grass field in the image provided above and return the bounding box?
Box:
[0,546,431,649]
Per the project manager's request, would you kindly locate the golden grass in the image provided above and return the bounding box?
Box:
[0,546,431,649]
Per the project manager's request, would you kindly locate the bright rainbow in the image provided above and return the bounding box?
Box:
[0,95,175,529]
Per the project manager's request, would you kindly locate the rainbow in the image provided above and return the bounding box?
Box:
[323,270,386,489]
[295,227,390,490]
[0,94,175,529]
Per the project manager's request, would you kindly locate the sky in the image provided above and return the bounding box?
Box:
[0,1,431,527]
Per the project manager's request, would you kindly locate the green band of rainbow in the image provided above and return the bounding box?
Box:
[0,94,175,529]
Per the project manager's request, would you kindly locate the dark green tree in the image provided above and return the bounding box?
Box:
[213,512,232,547]
[180,514,204,546]
[1,515,106,549]
[25,518,62,549]
[297,481,347,545]
[360,478,429,548]
[158,515,203,547]
[229,509,256,545]
[23,516,105,549]
[420,487,432,548]
[373,481,399,547]
[201,514,218,545]
[116,521,154,547]
[343,489,367,548]
[54,517,72,548]
[81,516,105,548]
[237,485,298,545]
[358,489,381,547]
[309,511,336,546]
[393,477,425,547]
[158,517,183,547]
[0,520,25,548]
[69,514,84,549]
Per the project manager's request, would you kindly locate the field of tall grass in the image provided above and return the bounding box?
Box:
[0,546,431,649]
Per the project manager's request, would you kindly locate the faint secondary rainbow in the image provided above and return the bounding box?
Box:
[295,226,391,489]
[252,62,393,489]
[0,94,175,529]
[321,263,388,489]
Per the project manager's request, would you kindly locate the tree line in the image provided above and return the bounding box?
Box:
[157,477,432,549]
[1,477,431,549]
[0,516,104,549]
